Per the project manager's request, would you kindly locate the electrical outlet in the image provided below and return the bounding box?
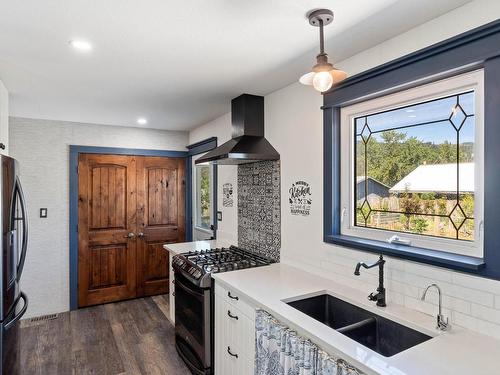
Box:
[40,208,48,218]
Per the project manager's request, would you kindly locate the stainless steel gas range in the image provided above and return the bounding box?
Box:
[172,246,273,375]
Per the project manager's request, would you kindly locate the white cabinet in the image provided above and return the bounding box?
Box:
[0,80,8,155]
[214,281,255,375]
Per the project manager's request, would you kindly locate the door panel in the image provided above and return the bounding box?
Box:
[88,245,127,289]
[136,156,185,296]
[90,166,126,229]
[78,154,137,307]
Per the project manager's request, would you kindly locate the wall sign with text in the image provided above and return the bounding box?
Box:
[223,183,234,207]
[288,180,312,216]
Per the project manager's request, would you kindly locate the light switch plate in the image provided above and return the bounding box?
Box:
[40,208,47,218]
[217,211,222,221]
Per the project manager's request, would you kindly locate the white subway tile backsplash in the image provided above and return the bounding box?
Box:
[452,311,478,331]
[452,273,500,295]
[420,289,472,315]
[403,262,453,283]
[495,296,500,310]
[387,279,420,299]
[439,281,494,307]
[404,295,451,318]
[475,317,500,341]
[470,304,500,325]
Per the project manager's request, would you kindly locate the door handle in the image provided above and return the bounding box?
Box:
[124,232,136,239]
[5,292,28,330]
[137,232,145,238]
[15,178,28,282]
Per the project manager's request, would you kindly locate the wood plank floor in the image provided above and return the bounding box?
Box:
[20,295,191,375]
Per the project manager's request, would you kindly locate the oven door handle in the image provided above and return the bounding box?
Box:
[174,278,205,299]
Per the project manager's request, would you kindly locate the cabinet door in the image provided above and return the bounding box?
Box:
[215,289,255,375]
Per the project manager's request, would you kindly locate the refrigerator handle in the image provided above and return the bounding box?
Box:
[4,292,28,331]
[15,178,28,282]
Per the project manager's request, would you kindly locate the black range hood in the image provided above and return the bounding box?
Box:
[195,94,280,165]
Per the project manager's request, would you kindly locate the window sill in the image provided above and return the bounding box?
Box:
[194,226,213,235]
[324,234,485,273]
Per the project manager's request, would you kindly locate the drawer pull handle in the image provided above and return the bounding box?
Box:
[227,346,238,358]
[228,291,239,301]
[227,310,239,320]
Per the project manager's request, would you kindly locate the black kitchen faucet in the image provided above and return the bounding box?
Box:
[354,255,386,307]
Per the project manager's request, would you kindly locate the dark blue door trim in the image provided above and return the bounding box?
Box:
[187,137,217,155]
[323,19,500,280]
[187,138,219,238]
[69,145,189,310]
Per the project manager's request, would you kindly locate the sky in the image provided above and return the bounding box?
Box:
[356,91,475,144]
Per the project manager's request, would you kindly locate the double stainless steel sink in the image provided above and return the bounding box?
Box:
[286,293,432,357]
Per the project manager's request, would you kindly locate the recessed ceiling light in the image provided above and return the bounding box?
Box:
[137,118,148,125]
[69,39,92,51]
[408,115,417,118]
[406,109,415,113]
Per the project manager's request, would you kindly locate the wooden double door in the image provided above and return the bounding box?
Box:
[77,154,185,307]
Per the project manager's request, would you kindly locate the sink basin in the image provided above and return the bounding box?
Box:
[286,293,432,357]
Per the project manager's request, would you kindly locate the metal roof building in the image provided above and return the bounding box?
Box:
[390,163,474,194]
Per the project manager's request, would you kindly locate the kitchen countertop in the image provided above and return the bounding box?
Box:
[213,263,500,375]
[163,239,235,255]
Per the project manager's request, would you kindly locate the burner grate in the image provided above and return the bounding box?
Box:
[177,245,274,278]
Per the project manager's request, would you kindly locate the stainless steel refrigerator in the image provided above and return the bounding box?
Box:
[0,155,28,375]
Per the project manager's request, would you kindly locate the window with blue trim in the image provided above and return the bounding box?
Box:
[339,70,484,258]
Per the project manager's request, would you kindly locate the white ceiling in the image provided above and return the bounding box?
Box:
[0,0,470,131]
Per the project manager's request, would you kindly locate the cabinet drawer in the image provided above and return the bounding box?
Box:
[215,282,255,319]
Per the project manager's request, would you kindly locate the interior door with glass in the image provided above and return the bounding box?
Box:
[192,156,214,241]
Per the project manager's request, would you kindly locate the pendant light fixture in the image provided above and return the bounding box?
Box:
[299,9,347,93]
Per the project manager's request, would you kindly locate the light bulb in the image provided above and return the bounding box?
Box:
[69,39,92,51]
[312,71,333,92]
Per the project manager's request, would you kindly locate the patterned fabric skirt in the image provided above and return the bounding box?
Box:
[254,310,364,375]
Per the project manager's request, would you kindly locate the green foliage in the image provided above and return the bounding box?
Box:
[357,130,473,188]
[460,193,474,217]
[354,128,476,241]
[410,217,428,234]
[399,188,421,230]
[198,166,211,226]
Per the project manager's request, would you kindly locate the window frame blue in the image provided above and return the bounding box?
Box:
[323,19,500,280]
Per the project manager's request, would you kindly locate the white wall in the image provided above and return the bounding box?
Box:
[0,80,9,154]
[189,114,238,244]
[10,117,188,317]
[189,0,500,340]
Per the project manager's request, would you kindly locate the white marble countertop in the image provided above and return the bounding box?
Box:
[163,239,235,255]
[213,263,500,375]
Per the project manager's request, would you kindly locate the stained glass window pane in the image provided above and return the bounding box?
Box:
[354,91,475,241]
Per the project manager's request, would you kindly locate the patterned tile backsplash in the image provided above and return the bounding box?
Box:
[238,161,281,262]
